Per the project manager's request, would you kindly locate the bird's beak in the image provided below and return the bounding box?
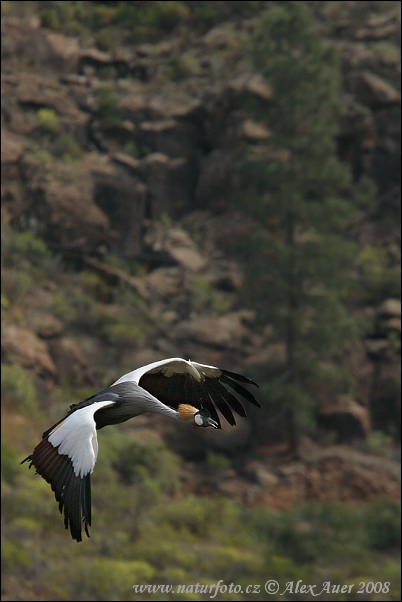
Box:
[207,417,219,429]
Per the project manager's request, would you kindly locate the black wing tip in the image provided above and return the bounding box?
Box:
[221,369,259,388]
[69,526,88,543]
[68,514,91,542]
[25,438,92,543]
[220,374,261,409]
[20,455,33,466]
[243,394,261,408]
[64,516,91,543]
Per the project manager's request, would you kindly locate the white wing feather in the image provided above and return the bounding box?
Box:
[189,360,223,379]
[48,400,115,478]
[112,357,208,385]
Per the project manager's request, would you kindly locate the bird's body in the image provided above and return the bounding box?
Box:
[22,357,260,542]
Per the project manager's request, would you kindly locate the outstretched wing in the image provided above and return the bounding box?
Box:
[22,399,114,542]
[114,357,260,429]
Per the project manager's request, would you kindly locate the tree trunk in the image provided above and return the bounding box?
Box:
[285,407,298,455]
[285,203,299,455]
[285,318,299,455]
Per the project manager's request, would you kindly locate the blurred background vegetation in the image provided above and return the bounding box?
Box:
[1,1,400,600]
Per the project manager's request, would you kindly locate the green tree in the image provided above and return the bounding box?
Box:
[236,2,375,452]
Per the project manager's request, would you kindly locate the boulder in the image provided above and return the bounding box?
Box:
[204,260,243,291]
[318,400,370,442]
[16,73,79,117]
[242,119,272,141]
[138,119,202,158]
[1,131,26,180]
[299,447,401,502]
[144,224,206,271]
[29,162,110,253]
[90,119,137,153]
[243,462,280,488]
[1,18,71,73]
[173,310,254,349]
[42,31,81,72]
[229,73,273,102]
[137,153,197,219]
[245,73,274,102]
[92,160,146,256]
[365,337,392,359]
[1,324,57,381]
[79,47,112,72]
[167,243,205,272]
[377,298,401,318]
[25,311,64,339]
[146,267,186,300]
[346,70,401,109]
[118,95,154,122]
[195,149,236,210]
[376,298,401,335]
[355,9,401,42]
[148,93,203,120]
[48,337,96,388]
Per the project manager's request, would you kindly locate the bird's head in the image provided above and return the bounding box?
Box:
[178,404,219,429]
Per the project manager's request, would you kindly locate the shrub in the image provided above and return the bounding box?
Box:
[50,557,155,601]
[2,229,51,271]
[205,450,232,471]
[190,275,231,315]
[1,441,20,485]
[366,500,401,551]
[113,439,179,494]
[53,133,83,162]
[52,287,94,327]
[96,88,122,127]
[1,364,40,417]
[1,228,60,308]
[1,539,34,572]
[1,269,34,306]
[356,245,401,302]
[154,496,241,539]
[35,108,60,134]
[96,310,154,347]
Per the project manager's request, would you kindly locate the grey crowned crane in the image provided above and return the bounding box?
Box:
[22,357,260,542]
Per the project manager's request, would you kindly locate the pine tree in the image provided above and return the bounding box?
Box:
[236,2,375,453]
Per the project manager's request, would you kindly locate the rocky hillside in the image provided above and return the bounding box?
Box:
[1,0,401,501]
[1,3,401,601]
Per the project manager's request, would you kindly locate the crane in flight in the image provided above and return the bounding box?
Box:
[22,357,260,541]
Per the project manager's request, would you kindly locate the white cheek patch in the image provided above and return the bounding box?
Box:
[194,413,204,426]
